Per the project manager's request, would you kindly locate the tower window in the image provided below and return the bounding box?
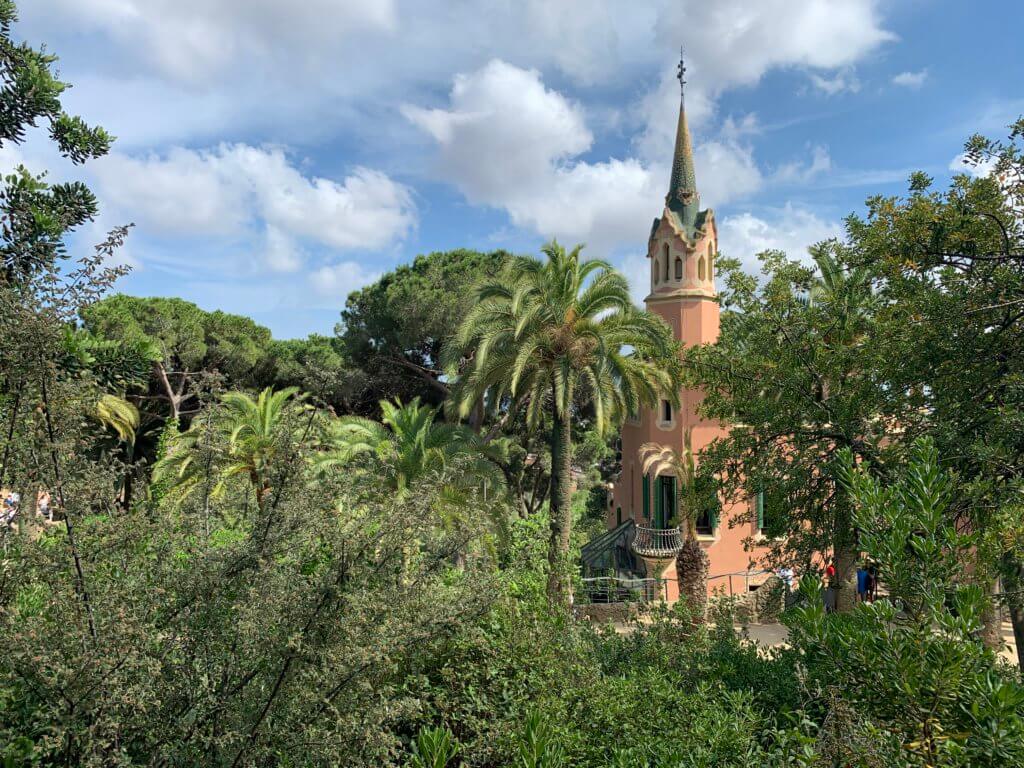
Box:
[698,256,706,281]
[663,245,670,282]
[708,246,714,279]
[674,256,683,280]
[661,399,672,423]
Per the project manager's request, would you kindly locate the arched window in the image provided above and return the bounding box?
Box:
[663,244,670,282]
[708,245,714,279]
[674,256,683,280]
[698,256,706,281]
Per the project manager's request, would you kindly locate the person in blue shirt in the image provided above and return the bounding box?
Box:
[856,562,869,603]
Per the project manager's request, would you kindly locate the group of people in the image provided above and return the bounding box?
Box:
[856,561,879,603]
[0,488,54,529]
[820,561,880,612]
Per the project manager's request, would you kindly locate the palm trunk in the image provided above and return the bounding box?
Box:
[546,388,573,608]
[676,538,709,623]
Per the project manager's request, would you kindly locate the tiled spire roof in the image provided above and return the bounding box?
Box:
[666,50,701,235]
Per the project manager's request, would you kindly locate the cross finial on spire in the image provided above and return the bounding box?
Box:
[676,47,686,93]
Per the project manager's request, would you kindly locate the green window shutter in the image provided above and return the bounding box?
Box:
[668,476,677,525]
[642,474,650,519]
[709,501,719,533]
[654,476,663,527]
[756,490,764,530]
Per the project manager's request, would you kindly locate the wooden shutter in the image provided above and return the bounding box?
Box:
[756,490,764,531]
[654,476,663,527]
[668,476,677,525]
[642,474,650,519]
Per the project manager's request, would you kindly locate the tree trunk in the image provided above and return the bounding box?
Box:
[546,392,574,608]
[154,361,183,422]
[1001,552,1024,669]
[834,543,859,614]
[676,538,709,623]
[979,576,1004,652]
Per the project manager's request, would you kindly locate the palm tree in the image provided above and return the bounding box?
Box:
[640,430,709,620]
[154,387,303,514]
[448,241,680,606]
[95,394,140,511]
[316,397,497,497]
[316,397,506,561]
[95,394,140,444]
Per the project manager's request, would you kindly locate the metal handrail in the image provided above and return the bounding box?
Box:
[579,576,666,604]
[631,525,683,558]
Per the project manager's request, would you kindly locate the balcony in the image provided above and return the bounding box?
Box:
[631,525,683,560]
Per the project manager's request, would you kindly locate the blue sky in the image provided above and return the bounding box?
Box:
[12,0,1024,338]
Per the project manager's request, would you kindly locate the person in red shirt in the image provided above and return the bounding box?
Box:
[824,563,837,613]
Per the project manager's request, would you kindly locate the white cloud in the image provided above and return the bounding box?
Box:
[775,144,832,184]
[263,226,304,273]
[695,140,764,206]
[310,260,381,299]
[26,0,896,153]
[892,69,928,88]
[717,203,842,276]
[403,60,593,204]
[949,152,997,179]
[406,58,847,253]
[808,69,861,95]
[655,0,893,88]
[405,60,661,253]
[91,144,416,253]
[34,0,397,85]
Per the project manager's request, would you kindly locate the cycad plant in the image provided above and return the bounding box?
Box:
[448,241,680,605]
[640,429,710,619]
[154,387,304,515]
[316,397,505,539]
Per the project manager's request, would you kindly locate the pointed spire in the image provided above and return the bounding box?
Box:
[667,47,700,234]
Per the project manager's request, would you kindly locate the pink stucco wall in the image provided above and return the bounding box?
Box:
[607,212,770,599]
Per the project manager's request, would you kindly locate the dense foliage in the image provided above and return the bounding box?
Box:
[1,2,1023,765]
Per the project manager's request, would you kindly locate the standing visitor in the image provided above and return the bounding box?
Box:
[1,490,18,528]
[824,562,837,613]
[857,563,868,603]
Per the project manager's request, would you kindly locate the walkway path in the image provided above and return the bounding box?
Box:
[740,621,1020,666]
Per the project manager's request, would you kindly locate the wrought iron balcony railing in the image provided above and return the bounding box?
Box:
[631,525,683,559]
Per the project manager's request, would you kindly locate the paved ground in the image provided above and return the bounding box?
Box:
[739,621,1020,665]
[611,615,1020,665]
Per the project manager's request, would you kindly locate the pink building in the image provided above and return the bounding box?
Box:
[584,56,770,602]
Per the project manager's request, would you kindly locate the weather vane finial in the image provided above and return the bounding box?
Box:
[676,46,687,92]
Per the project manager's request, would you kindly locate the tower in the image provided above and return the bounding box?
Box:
[595,52,767,603]
[645,50,719,350]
